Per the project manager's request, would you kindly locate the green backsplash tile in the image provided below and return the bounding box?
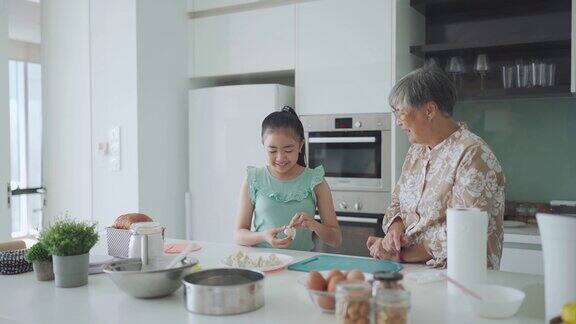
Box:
[454,98,576,203]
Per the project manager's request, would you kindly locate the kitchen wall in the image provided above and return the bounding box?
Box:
[42,0,189,238]
[1,1,11,241]
[42,0,93,222]
[8,40,40,63]
[454,97,576,203]
[90,0,140,228]
[136,0,189,239]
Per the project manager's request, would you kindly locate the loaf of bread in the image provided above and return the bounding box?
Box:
[112,213,153,230]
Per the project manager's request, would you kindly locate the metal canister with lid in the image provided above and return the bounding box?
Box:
[372,271,410,324]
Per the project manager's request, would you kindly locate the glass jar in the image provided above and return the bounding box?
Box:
[372,271,405,293]
[372,271,410,324]
[373,289,411,324]
[335,281,372,324]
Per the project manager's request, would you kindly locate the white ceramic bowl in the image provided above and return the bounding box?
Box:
[467,284,526,318]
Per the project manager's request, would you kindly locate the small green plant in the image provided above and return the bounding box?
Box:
[41,217,99,256]
[25,242,52,263]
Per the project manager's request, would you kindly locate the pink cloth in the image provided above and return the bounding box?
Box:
[164,243,202,254]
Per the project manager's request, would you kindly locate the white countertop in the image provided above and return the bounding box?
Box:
[0,240,545,324]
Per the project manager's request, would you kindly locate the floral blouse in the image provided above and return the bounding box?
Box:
[383,124,505,269]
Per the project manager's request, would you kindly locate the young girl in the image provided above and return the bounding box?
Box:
[233,107,342,250]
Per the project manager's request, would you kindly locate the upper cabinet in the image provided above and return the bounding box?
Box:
[296,0,394,115]
[410,0,575,100]
[191,5,295,77]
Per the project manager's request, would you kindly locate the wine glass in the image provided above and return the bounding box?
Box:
[474,54,490,91]
[446,56,465,89]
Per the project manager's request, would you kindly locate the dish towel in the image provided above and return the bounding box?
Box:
[164,243,202,254]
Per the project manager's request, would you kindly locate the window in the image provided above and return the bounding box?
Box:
[9,60,43,238]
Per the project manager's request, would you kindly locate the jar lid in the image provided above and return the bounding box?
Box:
[374,271,403,282]
[130,222,162,234]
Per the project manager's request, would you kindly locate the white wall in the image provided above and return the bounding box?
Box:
[0,0,12,241]
[89,0,140,228]
[42,0,92,222]
[136,0,189,239]
[7,0,40,44]
[8,39,40,62]
[391,0,424,181]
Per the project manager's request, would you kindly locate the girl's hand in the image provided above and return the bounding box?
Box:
[263,227,293,248]
[289,212,318,231]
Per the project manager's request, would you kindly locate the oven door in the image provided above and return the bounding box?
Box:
[312,215,384,257]
[307,131,387,191]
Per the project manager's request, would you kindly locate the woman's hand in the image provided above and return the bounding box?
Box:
[262,227,293,248]
[368,237,400,261]
[289,212,318,231]
[382,218,407,253]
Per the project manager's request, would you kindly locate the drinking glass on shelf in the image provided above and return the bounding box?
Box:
[501,65,515,89]
[522,63,533,88]
[474,54,490,91]
[446,56,465,89]
[545,63,557,87]
[424,57,440,68]
[531,59,543,87]
[514,59,523,88]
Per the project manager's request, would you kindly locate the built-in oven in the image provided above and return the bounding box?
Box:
[301,113,392,256]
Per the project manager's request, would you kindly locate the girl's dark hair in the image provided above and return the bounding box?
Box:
[261,106,307,167]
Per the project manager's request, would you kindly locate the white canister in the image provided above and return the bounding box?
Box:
[537,213,576,322]
[128,222,164,265]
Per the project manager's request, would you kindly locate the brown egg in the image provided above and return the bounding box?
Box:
[307,271,327,291]
[326,269,344,283]
[327,273,346,292]
[317,295,335,310]
[346,270,365,282]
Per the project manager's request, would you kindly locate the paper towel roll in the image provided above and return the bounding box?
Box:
[447,208,488,295]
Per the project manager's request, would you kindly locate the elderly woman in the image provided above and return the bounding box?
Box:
[367,67,505,269]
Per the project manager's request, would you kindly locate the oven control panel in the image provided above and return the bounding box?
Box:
[331,190,391,215]
[301,113,391,132]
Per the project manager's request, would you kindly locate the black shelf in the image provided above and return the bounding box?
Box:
[410,35,571,58]
[411,0,570,18]
[459,85,573,101]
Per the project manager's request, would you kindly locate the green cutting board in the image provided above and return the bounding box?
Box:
[288,255,402,273]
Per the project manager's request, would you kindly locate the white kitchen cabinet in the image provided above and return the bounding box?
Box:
[500,243,543,275]
[190,0,260,12]
[191,5,295,77]
[296,0,394,115]
[500,227,543,275]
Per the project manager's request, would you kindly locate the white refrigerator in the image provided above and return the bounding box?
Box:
[188,84,295,243]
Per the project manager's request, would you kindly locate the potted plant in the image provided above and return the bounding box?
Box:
[25,242,54,281]
[41,218,99,288]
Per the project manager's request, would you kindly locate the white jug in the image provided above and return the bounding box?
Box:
[128,222,164,266]
[537,213,576,321]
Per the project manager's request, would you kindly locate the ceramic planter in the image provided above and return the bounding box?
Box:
[53,253,89,288]
[32,261,54,281]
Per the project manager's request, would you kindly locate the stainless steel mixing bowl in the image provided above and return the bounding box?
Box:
[104,257,198,298]
[182,268,265,315]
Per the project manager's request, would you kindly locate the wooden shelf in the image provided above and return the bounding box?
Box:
[459,85,573,101]
[410,35,571,58]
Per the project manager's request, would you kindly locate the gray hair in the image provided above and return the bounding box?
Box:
[389,67,457,117]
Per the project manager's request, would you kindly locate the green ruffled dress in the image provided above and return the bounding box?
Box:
[247,165,325,251]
